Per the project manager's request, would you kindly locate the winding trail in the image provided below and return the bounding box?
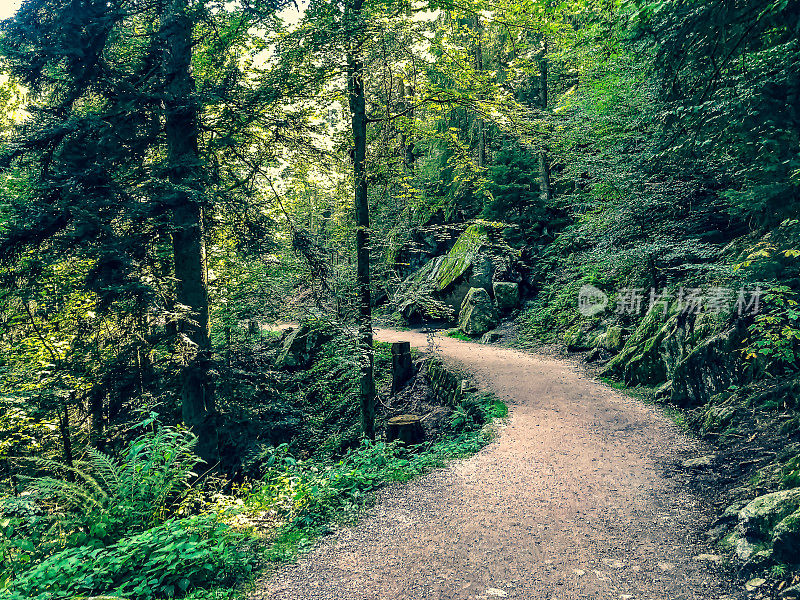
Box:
[254,329,741,600]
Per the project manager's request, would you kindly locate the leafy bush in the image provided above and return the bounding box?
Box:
[516,278,588,345]
[1,514,254,600]
[744,286,800,374]
[2,420,202,577]
[449,393,504,431]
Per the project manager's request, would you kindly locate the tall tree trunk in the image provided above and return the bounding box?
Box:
[88,386,104,450]
[59,393,74,480]
[346,0,376,440]
[538,39,551,204]
[162,0,218,464]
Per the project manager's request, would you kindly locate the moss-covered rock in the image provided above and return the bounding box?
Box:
[393,222,520,322]
[772,507,800,561]
[726,489,800,562]
[695,397,737,435]
[600,302,738,400]
[739,488,800,541]
[458,287,498,337]
[563,324,592,351]
[493,281,520,313]
[593,325,624,352]
[427,358,462,406]
[670,324,746,407]
[275,325,333,370]
[601,304,673,385]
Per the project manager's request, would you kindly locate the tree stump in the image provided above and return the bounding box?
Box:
[386,415,425,446]
[391,341,413,394]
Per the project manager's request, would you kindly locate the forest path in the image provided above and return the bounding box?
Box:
[254,329,741,600]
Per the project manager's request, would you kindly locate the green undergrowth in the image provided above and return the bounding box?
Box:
[251,393,507,566]
[445,329,473,341]
[0,332,505,600]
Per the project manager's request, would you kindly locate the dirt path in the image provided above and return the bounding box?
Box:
[254,329,742,600]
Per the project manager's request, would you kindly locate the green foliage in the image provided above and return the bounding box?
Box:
[450,393,502,431]
[445,329,473,341]
[781,453,800,490]
[516,278,587,345]
[2,514,254,600]
[1,421,201,578]
[770,563,788,578]
[484,139,548,235]
[283,335,393,457]
[745,287,800,374]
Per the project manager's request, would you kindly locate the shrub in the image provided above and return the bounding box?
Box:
[744,286,800,374]
[1,420,202,579]
[1,514,254,600]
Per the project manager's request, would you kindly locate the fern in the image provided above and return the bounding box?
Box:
[21,424,202,545]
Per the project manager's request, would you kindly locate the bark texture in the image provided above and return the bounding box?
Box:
[346,0,376,440]
[162,0,218,464]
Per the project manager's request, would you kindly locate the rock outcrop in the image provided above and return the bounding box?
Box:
[600,303,744,407]
[275,325,332,370]
[458,287,498,337]
[727,489,800,563]
[493,281,520,313]
[669,324,746,407]
[393,222,520,322]
[593,325,624,352]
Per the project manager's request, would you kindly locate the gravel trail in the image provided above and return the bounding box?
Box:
[253,329,741,600]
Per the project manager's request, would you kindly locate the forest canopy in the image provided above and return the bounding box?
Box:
[0,0,799,597]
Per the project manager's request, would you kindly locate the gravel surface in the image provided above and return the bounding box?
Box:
[252,329,743,600]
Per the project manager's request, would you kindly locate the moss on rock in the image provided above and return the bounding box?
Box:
[458,287,498,337]
[772,508,800,561]
[593,325,624,352]
[493,281,520,313]
[739,488,800,541]
[601,304,673,385]
[394,223,516,321]
[670,324,746,407]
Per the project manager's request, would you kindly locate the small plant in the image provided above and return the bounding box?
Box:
[770,562,788,578]
[3,514,254,600]
[445,329,473,342]
[744,286,800,374]
[450,393,505,432]
[781,453,800,489]
[2,418,203,578]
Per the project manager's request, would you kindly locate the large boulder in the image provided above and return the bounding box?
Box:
[458,287,498,337]
[600,303,736,397]
[728,489,800,562]
[739,489,800,541]
[393,223,519,322]
[493,281,520,313]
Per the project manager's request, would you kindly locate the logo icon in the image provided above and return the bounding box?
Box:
[578,285,608,317]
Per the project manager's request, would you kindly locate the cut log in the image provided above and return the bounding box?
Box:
[386,414,425,446]
[390,341,413,394]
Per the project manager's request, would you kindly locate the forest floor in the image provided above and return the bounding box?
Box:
[253,328,745,600]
